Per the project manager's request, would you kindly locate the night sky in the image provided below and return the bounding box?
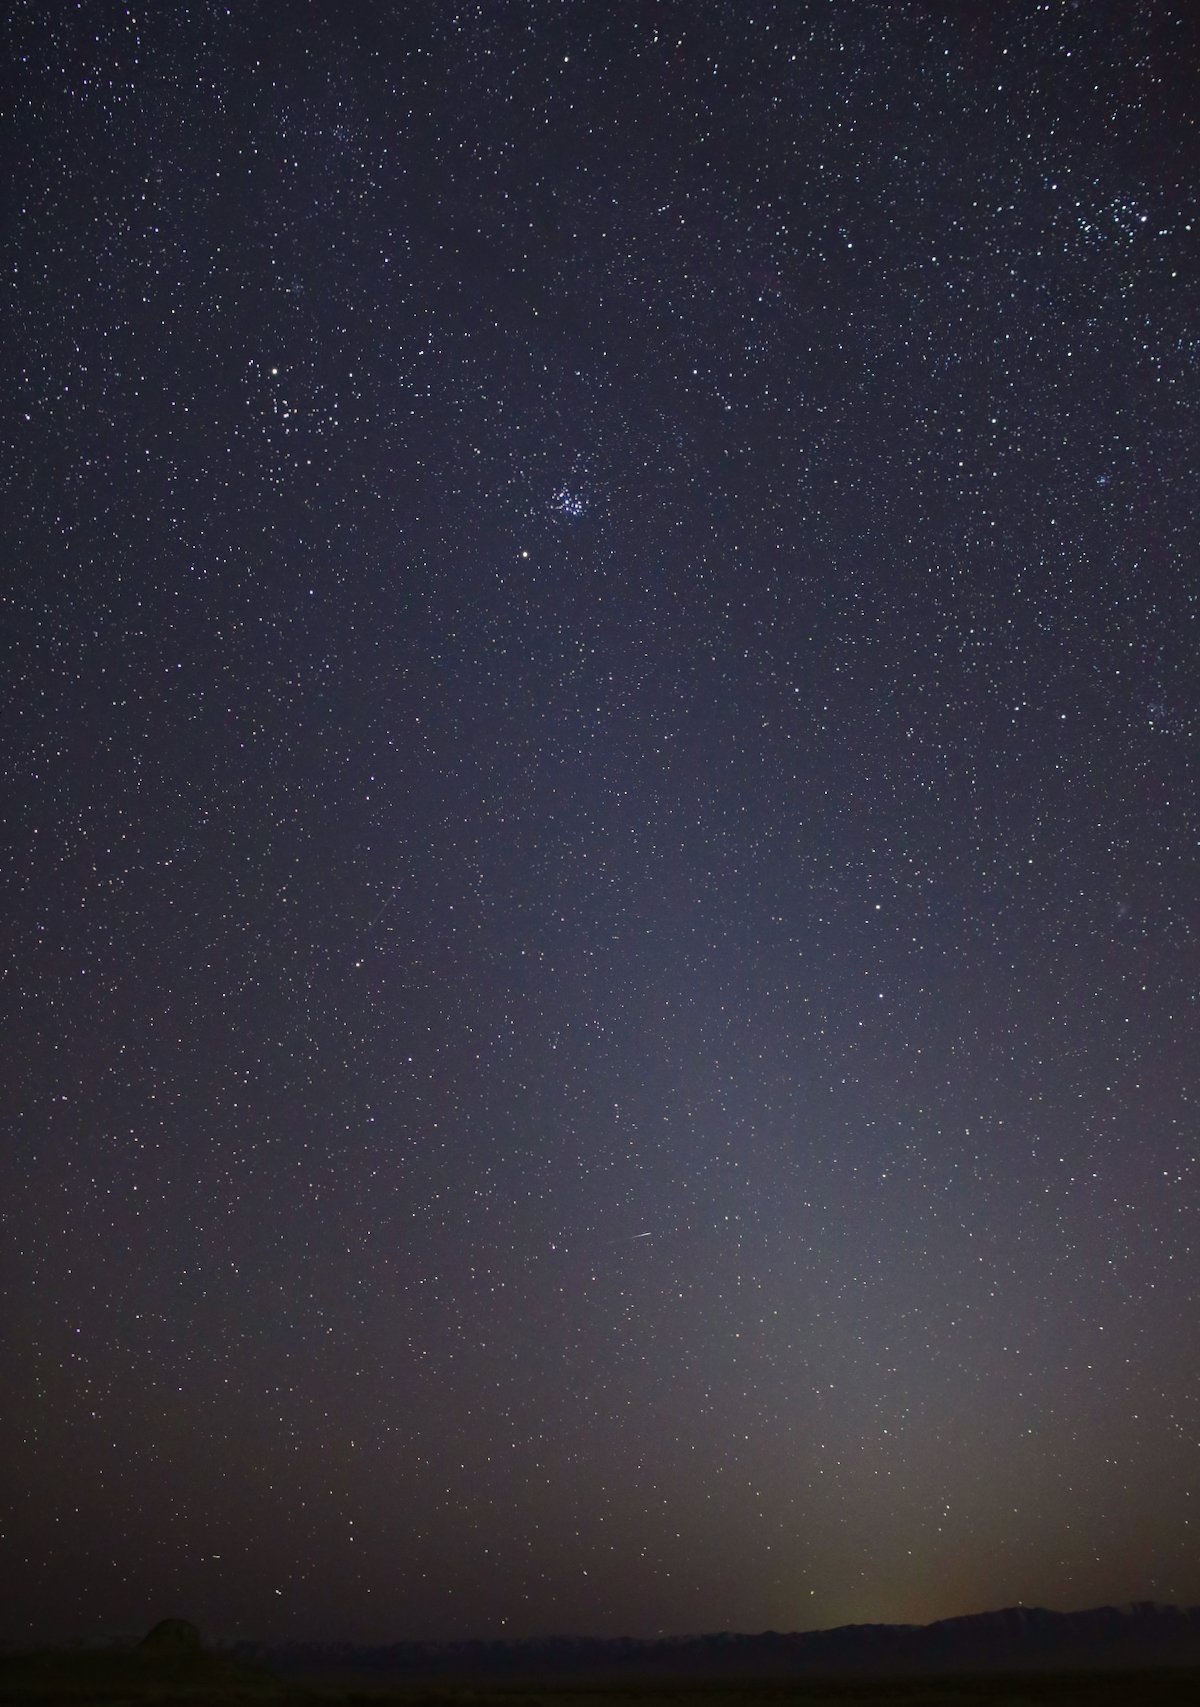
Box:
[3,0,1199,1649]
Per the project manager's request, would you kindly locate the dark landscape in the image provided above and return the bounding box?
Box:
[251,1603,1200,1680]
[6,1608,1200,1704]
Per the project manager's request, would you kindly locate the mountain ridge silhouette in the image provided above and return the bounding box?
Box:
[248,1601,1200,1678]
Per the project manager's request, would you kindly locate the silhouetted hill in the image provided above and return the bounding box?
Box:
[250,1602,1200,1681]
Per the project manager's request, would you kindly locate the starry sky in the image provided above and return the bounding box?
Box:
[3,0,1199,1650]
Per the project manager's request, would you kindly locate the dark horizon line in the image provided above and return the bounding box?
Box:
[250,1600,1200,1646]
[12,1599,1200,1660]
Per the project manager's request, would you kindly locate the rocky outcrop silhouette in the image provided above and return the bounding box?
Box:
[139,1618,203,1654]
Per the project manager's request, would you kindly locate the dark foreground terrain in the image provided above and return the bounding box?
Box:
[7,1608,1200,1705]
[0,1643,283,1701]
[4,1655,1200,1707]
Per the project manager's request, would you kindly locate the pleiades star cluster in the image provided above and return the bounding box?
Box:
[2,0,1198,1647]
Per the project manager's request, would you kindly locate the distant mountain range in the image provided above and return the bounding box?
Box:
[250,1602,1200,1678]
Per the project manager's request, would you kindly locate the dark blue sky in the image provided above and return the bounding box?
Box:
[2,0,1198,1645]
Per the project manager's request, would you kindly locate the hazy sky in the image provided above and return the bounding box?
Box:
[2,0,1198,1646]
